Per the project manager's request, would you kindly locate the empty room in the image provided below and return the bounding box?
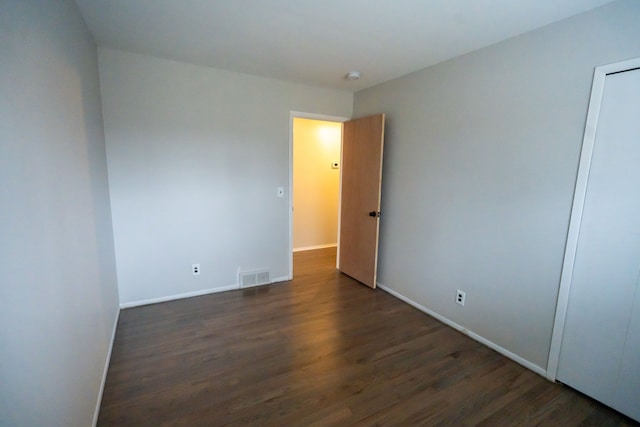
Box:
[2,0,640,426]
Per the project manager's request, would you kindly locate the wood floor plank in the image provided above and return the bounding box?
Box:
[98,248,638,426]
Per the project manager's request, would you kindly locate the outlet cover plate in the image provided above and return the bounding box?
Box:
[456,289,465,306]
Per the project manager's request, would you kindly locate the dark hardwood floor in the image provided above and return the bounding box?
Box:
[98,248,637,426]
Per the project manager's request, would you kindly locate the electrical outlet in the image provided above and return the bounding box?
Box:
[455,289,465,306]
[192,264,200,275]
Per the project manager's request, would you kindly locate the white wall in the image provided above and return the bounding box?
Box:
[293,118,342,250]
[0,1,120,426]
[354,0,640,371]
[98,48,353,305]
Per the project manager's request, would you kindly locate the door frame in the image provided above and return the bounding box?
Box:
[546,57,640,381]
[288,111,350,279]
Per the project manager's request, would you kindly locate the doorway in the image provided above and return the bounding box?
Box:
[289,112,349,278]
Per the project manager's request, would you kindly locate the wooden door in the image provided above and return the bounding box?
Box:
[338,114,385,288]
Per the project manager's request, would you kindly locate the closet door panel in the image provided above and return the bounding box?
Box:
[557,68,640,417]
[615,283,640,421]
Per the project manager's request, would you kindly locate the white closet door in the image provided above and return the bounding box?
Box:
[557,68,640,421]
[616,282,640,419]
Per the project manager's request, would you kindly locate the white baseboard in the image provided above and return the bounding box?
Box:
[377,282,547,378]
[239,275,291,290]
[93,307,120,427]
[120,276,294,309]
[293,243,337,252]
[120,285,239,309]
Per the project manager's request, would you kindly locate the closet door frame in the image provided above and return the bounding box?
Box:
[546,56,640,381]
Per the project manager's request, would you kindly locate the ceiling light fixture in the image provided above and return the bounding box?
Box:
[345,71,361,80]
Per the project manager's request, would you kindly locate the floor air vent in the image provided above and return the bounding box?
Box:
[239,270,271,288]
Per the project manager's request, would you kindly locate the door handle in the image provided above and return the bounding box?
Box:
[369,211,381,218]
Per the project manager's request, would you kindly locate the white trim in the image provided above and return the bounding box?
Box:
[289,111,350,279]
[290,111,350,123]
[119,276,294,309]
[238,276,291,290]
[377,282,547,378]
[92,308,120,427]
[336,123,344,270]
[120,285,239,308]
[546,57,640,382]
[293,243,337,252]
